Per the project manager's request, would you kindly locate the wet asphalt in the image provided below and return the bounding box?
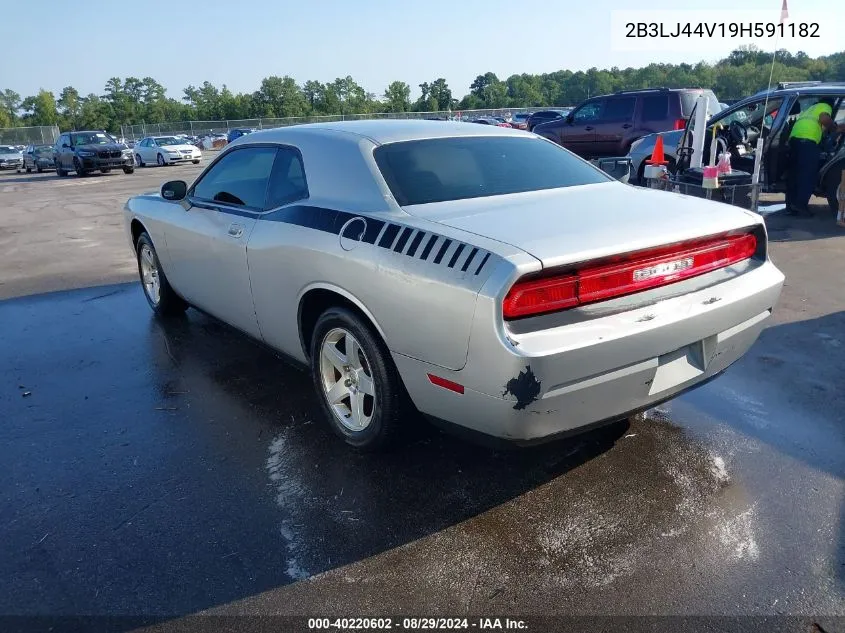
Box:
[1,167,844,631]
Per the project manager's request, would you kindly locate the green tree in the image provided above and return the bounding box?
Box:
[0,89,22,125]
[383,81,411,112]
[23,90,59,126]
[58,86,82,129]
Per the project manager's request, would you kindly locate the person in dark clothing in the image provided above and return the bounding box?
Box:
[786,97,845,216]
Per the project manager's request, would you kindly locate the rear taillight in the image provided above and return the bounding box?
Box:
[673,118,687,130]
[503,231,757,319]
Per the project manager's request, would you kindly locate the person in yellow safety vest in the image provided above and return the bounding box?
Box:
[786,97,845,217]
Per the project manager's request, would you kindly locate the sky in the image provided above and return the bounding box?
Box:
[2,0,843,102]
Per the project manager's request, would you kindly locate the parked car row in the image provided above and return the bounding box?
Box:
[3,130,207,178]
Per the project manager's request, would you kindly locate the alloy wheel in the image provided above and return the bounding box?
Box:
[319,328,376,431]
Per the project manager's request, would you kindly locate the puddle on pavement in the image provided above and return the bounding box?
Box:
[262,406,760,596]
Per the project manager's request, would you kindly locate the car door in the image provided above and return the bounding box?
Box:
[560,99,604,158]
[143,138,157,163]
[592,96,636,157]
[163,145,277,338]
[54,135,67,169]
[136,138,148,162]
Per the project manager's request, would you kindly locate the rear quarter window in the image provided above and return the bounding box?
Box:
[374,136,611,206]
[641,95,670,121]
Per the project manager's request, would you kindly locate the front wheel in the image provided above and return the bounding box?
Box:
[192,159,200,164]
[36,166,42,173]
[100,168,111,174]
[26,167,32,173]
[56,164,67,177]
[73,157,87,177]
[135,232,188,317]
[135,153,145,167]
[310,307,412,451]
[157,153,166,166]
[123,166,135,174]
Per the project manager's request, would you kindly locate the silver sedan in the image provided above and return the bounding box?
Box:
[124,121,784,450]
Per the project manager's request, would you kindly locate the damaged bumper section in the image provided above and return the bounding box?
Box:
[393,261,784,443]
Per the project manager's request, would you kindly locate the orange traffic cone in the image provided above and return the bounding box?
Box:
[646,135,668,165]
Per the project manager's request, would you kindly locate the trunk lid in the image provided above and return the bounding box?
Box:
[402,182,759,269]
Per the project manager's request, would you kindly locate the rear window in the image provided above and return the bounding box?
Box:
[680,90,721,117]
[373,136,610,206]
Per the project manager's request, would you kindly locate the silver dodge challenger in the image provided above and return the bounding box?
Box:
[124,120,785,450]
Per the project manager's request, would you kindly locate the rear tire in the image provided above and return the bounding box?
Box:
[36,166,42,173]
[135,232,188,317]
[310,307,412,451]
[25,167,32,173]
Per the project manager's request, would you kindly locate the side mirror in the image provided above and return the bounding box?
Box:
[161,180,187,201]
[62,143,70,148]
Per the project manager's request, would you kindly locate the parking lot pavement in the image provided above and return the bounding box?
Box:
[0,158,211,301]
[1,171,844,627]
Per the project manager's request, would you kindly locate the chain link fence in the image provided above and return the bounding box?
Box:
[118,108,549,140]
[0,125,60,145]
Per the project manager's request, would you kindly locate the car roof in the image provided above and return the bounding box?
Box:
[233,119,529,146]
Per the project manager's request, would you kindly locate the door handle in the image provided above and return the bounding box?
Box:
[227,223,244,238]
[585,126,594,131]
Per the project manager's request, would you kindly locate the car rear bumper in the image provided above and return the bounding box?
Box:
[394,261,784,442]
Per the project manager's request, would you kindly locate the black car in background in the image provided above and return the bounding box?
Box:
[53,130,135,177]
[20,144,55,173]
[227,128,256,143]
[526,109,571,132]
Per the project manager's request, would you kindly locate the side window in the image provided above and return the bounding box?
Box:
[602,97,636,121]
[266,147,309,209]
[573,100,604,123]
[191,146,277,208]
[642,95,669,122]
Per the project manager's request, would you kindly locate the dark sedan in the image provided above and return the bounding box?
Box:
[526,109,570,132]
[20,144,55,173]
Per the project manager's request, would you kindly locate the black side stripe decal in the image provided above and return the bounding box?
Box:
[378,224,400,248]
[448,244,465,268]
[406,231,425,257]
[393,227,413,253]
[230,205,492,275]
[362,218,386,244]
[420,235,439,260]
[461,248,478,272]
[475,252,491,275]
[433,239,452,264]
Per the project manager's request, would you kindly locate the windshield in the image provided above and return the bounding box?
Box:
[717,97,784,128]
[155,137,183,146]
[0,145,18,153]
[33,147,52,156]
[374,136,610,206]
[72,132,116,145]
